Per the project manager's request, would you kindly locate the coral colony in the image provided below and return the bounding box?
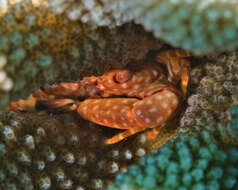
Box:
[0,1,237,190]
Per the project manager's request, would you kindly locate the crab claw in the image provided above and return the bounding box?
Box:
[8,89,54,112]
[35,99,77,112]
[9,94,37,112]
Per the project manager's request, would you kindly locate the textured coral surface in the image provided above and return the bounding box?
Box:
[180,51,238,134]
[0,1,162,109]
[0,1,238,190]
[0,111,151,190]
[108,106,238,190]
[48,0,238,54]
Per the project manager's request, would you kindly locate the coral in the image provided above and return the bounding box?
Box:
[134,0,238,54]
[0,2,237,190]
[1,1,236,130]
[217,104,238,145]
[48,0,238,54]
[0,53,13,92]
[0,1,86,107]
[180,51,238,133]
[0,1,162,109]
[227,105,238,138]
[48,0,115,27]
[0,111,153,190]
[108,118,238,190]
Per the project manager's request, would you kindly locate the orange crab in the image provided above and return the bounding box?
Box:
[9,49,192,144]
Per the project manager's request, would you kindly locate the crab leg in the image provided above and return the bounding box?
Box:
[77,98,141,130]
[105,127,147,144]
[42,82,82,97]
[77,97,147,144]
[156,49,191,97]
[181,61,190,97]
[146,124,166,139]
[77,89,179,144]
[41,80,102,99]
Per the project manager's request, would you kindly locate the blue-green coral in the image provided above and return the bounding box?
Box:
[48,0,238,54]
[135,0,238,54]
[217,104,238,145]
[108,105,238,190]
[114,0,238,54]
[227,105,238,138]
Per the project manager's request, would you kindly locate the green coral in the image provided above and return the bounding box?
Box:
[217,104,238,145]
[108,106,238,190]
[104,0,238,54]
[227,105,238,138]
[48,0,238,54]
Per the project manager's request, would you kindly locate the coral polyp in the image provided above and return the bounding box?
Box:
[0,111,150,190]
[108,106,238,190]
[0,1,162,109]
[0,53,13,92]
[180,51,238,134]
[48,0,238,54]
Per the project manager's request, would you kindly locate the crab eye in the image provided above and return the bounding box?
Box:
[113,70,132,83]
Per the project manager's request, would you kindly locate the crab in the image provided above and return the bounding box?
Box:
[9,49,192,144]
